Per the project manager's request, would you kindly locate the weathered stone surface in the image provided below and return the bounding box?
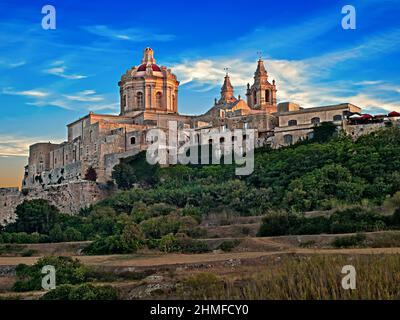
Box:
[0,181,112,225]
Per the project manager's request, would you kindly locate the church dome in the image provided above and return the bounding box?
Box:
[137,64,161,72]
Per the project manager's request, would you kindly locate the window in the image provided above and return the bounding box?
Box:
[311,117,320,124]
[288,119,297,126]
[244,122,249,129]
[220,137,225,143]
[284,134,293,145]
[130,136,136,145]
[253,92,257,105]
[136,92,143,108]
[122,95,127,108]
[172,95,176,109]
[156,92,162,108]
[265,90,270,103]
[333,115,342,121]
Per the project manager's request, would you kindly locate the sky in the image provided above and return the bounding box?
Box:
[0,0,399,187]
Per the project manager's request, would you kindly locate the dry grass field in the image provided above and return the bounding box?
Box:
[0,231,400,300]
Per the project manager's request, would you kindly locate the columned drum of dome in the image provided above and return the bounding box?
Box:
[118,48,179,115]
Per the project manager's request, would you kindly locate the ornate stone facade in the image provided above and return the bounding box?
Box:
[119,47,179,116]
[21,47,367,196]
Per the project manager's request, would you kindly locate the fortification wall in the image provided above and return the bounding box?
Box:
[0,181,113,225]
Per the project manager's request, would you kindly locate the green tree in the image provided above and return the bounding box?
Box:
[13,199,59,234]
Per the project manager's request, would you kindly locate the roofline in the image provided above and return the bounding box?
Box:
[67,113,134,127]
[277,103,361,116]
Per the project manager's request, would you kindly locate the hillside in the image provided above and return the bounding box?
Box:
[106,126,400,215]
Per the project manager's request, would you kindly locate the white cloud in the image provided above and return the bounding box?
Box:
[63,90,104,102]
[0,59,26,68]
[2,87,49,98]
[83,25,175,42]
[44,64,88,80]
[0,135,63,157]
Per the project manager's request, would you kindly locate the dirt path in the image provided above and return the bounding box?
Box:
[1,247,399,268]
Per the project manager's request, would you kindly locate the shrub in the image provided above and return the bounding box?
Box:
[177,273,224,299]
[41,284,118,300]
[218,240,241,252]
[11,199,59,234]
[139,214,183,239]
[83,226,143,255]
[332,233,367,248]
[12,256,92,292]
[257,212,290,236]
[64,227,83,242]
[21,249,37,257]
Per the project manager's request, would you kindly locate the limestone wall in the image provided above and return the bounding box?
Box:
[0,181,112,225]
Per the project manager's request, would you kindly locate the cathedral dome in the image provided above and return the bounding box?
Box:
[137,64,161,72]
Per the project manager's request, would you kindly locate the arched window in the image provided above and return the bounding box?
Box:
[288,119,297,126]
[253,92,257,105]
[311,117,320,124]
[265,90,270,103]
[156,92,162,108]
[172,95,176,110]
[333,115,342,121]
[130,137,136,145]
[136,92,143,108]
[284,134,293,145]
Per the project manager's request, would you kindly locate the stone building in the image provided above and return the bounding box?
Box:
[273,103,362,147]
[22,47,366,191]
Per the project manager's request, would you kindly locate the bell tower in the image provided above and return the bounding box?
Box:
[246,58,277,113]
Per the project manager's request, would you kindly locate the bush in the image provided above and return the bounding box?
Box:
[0,232,42,244]
[41,283,118,300]
[12,256,92,292]
[258,207,391,237]
[332,233,367,248]
[257,212,290,236]
[83,233,142,255]
[10,199,59,234]
[21,249,37,257]
[177,273,224,299]
[139,214,183,239]
[218,240,241,252]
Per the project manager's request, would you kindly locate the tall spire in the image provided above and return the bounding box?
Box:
[219,72,236,104]
[254,58,268,80]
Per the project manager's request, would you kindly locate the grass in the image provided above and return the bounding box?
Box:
[367,232,400,248]
[177,254,400,300]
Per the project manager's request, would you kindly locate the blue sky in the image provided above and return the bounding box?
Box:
[0,0,400,186]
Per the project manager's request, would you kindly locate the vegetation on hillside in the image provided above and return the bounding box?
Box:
[1,127,400,253]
